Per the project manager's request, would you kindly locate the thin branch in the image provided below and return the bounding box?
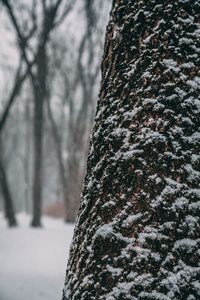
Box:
[2,0,36,81]
[53,0,76,28]
[0,56,36,133]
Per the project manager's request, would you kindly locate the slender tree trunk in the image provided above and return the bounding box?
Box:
[24,100,31,214]
[62,1,200,299]
[65,111,89,223]
[31,47,47,227]
[0,155,17,227]
[65,137,83,223]
[46,97,71,221]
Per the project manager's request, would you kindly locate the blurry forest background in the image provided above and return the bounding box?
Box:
[0,0,111,227]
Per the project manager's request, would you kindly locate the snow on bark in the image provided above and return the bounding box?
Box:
[62,0,200,299]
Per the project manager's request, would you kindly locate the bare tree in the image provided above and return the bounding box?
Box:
[0,0,109,224]
[64,0,108,222]
[2,0,75,226]
[45,1,109,222]
[0,56,34,226]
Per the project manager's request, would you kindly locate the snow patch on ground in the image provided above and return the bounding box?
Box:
[0,213,74,300]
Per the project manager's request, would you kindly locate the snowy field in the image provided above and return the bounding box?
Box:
[0,213,75,300]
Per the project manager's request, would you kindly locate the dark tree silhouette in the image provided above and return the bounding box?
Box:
[0,57,33,227]
[2,0,74,226]
[62,0,200,299]
[0,154,17,227]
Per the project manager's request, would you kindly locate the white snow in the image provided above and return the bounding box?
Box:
[163,59,180,73]
[94,223,129,244]
[122,213,142,227]
[0,213,74,300]
[179,37,193,45]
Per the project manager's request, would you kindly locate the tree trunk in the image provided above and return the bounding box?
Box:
[0,155,17,227]
[63,1,200,299]
[46,97,72,221]
[65,140,83,223]
[24,100,31,214]
[31,47,47,227]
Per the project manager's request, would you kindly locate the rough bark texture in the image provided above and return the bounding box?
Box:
[63,0,200,299]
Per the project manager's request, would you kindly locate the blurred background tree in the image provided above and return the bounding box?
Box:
[0,0,111,227]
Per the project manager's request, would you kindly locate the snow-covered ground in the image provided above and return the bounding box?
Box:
[0,213,75,300]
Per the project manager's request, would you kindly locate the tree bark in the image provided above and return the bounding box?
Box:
[63,0,200,299]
